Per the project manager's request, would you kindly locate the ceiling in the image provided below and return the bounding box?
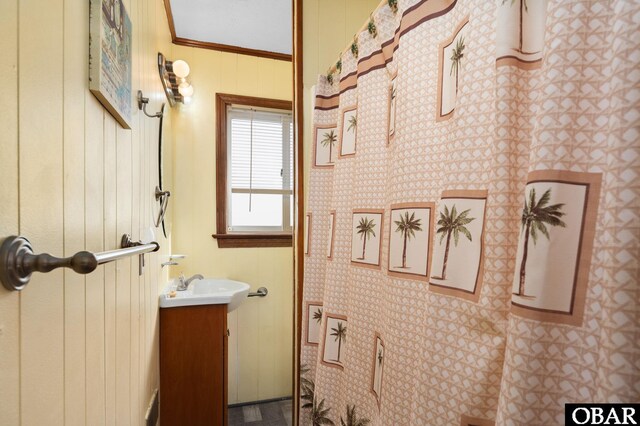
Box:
[168,0,292,57]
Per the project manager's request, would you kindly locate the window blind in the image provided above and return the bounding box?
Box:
[227,106,293,231]
[228,108,292,193]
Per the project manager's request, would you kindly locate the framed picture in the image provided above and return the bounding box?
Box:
[388,203,435,281]
[496,0,547,69]
[370,333,385,407]
[90,0,133,129]
[339,106,357,157]
[436,17,469,122]
[387,73,397,143]
[321,313,348,369]
[351,210,384,268]
[429,190,487,302]
[327,211,336,259]
[305,302,323,346]
[304,213,312,256]
[460,415,495,426]
[313,125,338,167]
[510,170,601,326]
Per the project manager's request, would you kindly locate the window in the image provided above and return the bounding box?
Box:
[214,93,293,248]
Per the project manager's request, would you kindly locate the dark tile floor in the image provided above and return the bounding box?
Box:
[228,398,292,426]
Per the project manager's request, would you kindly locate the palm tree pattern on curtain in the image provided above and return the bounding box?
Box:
[314,307,323,324]
[321,130,338,163]
[394,211,423,268]
[347,115,357,133]
[389,86,397,133]
[502,0,537,54]
[300,364,315,411]
[300,0,632,422]
[450,37,465,94]
[330,321,347,362]
[340,405,371,426]
[375,347,384,393]
[388,0,398,14]
[514,187,566,297]
[311,398,335,426]
[433,205,475,280]
[301,364,340,426]
[356,217,377,260]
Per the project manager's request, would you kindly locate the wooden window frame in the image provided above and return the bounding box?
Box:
[213,93,293,248]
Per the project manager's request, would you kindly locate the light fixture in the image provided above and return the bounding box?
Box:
[171,59,190,79]
[177,78,194,97]
[179,84,194,97]
[157,52,194,106]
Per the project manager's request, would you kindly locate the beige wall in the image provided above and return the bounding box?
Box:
[302,0,382,198]
[168,45,294,404]
[0,0,173,425]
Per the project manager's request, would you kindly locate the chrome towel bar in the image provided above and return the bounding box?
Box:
[0,234,160,291]
[248,287,268,298]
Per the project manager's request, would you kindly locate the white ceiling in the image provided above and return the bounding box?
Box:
[169,0,292,55]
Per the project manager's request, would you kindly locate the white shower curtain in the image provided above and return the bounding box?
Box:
[301,0,639,425]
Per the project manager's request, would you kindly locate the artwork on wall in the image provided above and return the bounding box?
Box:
[429,190,487,302]
[327,211,336,259]
[305,302,323,345]
[496,0,548,69]
[339,107,357,157]
[89,0,133,129]
[314,125,338,167]
[351,210,384,268]
[387,74,397,142]
[388,203,434,281]
[437,17,469,121]
[370,334,385,407]
[511,170,601,326]
[321,314,348,368]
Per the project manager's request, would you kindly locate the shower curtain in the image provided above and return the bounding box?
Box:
[300,0,639,424]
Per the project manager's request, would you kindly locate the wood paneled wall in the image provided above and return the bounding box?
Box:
[0,0,173,424]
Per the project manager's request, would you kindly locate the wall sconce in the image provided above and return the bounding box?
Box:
[137,91,164,118]
[158,53,194,106]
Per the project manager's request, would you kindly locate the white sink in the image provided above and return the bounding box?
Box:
[159,278,250,311]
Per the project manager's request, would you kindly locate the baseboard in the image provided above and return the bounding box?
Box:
[228,396,292,409]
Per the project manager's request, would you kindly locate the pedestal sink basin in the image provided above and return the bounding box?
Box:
[159,278,250,311]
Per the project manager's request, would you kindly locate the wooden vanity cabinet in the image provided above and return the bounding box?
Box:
[160,304,228,426]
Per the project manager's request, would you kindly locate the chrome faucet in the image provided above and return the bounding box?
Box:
[176,273,204,291]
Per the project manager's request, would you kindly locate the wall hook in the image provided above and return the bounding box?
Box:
[137,90,164,118]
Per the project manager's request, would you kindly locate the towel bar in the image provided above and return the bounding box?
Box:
[248,287,268,297]
[0,234,160,291]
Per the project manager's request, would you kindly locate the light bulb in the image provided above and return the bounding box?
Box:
[178,81,190,90]
[183,96,192,105]
[179,84,194,97]
[172,60,190,78]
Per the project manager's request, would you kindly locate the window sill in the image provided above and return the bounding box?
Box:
[212,233,293,248]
